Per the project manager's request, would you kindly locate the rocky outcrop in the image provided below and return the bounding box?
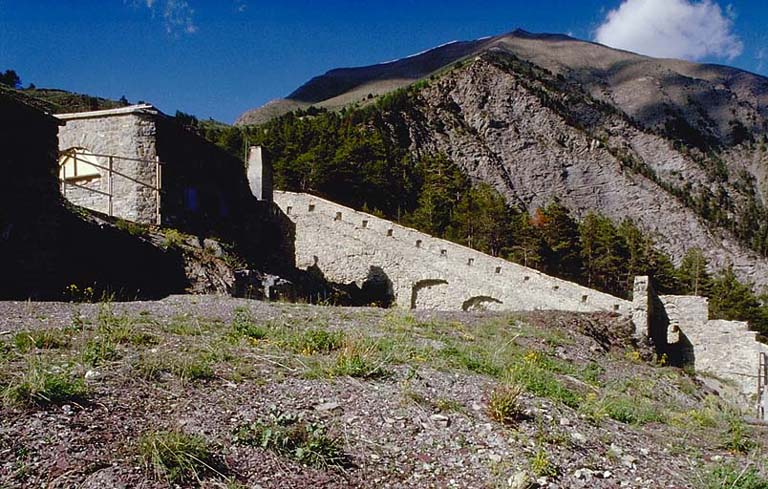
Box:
[383,55,768,291]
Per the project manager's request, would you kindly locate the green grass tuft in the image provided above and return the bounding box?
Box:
[139,430,218,483]
[2,360,86,406]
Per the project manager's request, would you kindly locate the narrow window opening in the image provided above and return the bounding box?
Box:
[362,220,368,228]
[335,212,342,221]
[286,206,292,215]
[553,285,560,291]
[308,204,315,212]
[440,249,447,257]
[467,258,474,266]
[416,240,422,248]
[495,266,501,274]
[523,276,530,281]
[387,229,393,237]
[581,295,588,303]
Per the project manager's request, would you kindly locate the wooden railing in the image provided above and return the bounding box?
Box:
[58,149,162,225]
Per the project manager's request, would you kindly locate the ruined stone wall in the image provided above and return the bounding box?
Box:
[57,108,159,223]
[274,191,631,314]
[659,294,766,398]
[633,277,767,404]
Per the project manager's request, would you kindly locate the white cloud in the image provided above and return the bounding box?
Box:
[594,0,743,61]
[130,0,197,35]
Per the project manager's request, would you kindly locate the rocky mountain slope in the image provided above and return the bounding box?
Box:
[1,297,765,487]
[239,30,768,291]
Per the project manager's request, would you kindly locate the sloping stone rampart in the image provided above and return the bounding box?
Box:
[274,191,630,314]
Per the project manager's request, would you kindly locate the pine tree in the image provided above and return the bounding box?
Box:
[675,248,712,296]
[535,202,582,281]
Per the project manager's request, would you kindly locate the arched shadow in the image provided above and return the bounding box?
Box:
[462,296,503,312]
[410,279,449,310]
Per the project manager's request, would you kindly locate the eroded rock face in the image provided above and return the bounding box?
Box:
[389,56,768,290]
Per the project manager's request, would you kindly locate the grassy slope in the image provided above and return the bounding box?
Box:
[1,297,765,487]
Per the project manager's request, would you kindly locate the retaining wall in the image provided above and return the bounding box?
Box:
[274,191,630,314]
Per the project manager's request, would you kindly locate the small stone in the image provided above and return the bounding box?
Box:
[559,417,571,426]
[507,471,530,489]
[574,468,594,480]
[489,453,502,463]
[85,370,102,381]
[314,402,341,412]
[430,414,450,427]
[570,432,587,444]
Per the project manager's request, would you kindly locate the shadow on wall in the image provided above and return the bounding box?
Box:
[295,261,395,307]
[410,279,449,309]
[462,296,503,311]
[647,293,695,368]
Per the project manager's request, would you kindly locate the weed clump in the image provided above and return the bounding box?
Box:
[139,430,218,483]
[700,462,768,489]
[2,360,86,406]
[233,408,346,468]
[330,341,387,379]
[13,329,70,352]
[135,352,214,382]
[487,383,524,426]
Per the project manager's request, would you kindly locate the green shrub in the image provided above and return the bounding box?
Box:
[135,352,214,382]
[701,462,768,489]
[329,341,387,379]
[530,449,559,478]
[285,329,345,355]
[231,308,269,340]
[139,430,218,483]
[723,416,755,453]
[602,395,665,425]
[508,357,581,408]
[161,229,186,250]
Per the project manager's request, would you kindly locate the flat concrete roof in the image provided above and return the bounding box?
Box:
[56,104,161,121]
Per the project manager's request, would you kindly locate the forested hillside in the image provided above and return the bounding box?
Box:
[196,100,768,334]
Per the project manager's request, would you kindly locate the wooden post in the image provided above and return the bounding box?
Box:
[155,156,162,225]
[108,156,114,217]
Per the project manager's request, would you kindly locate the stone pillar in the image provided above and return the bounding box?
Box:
[246,146,272,202]
[632,276,651,340]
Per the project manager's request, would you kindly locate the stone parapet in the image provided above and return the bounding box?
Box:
[274,191,630,314]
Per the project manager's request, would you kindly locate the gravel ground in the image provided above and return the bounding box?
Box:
[0,296,766,488]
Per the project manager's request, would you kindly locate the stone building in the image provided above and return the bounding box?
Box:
[0,89,187,299]
[57,105,257,236]
[56,105,295,285]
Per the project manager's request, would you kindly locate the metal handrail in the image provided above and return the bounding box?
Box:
[58,149,162,224]
[758,352,767,420]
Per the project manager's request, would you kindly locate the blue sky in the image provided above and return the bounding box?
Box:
[1,1,766,123]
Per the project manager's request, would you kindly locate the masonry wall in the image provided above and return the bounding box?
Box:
[58,111,159,223]
[633,276,768,405]
[274,191,631,314]
[661,294,767,398]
